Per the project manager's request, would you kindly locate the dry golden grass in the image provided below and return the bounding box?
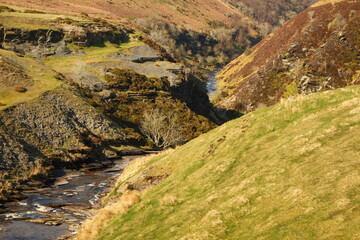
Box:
[27,162,53,179]
[0,4,89,30]
[160,194,178,206]
[77,190,141,240]
[115,149,174,186]
[311,0,345,7]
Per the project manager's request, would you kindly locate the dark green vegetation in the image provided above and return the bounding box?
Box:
[80,85,360,239]
[81,68,215,144]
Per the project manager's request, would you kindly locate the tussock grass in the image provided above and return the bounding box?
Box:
[103,149,175,204]
[13,85,27,93]
[160,194,178,205]
[87,85,360,240]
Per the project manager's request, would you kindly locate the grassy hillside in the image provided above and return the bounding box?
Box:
[222,0,317,26]
[79,85,360,239]
[0,4,89,30]
[0,0,243,31]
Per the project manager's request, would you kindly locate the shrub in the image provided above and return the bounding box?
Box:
[141,108,185,149]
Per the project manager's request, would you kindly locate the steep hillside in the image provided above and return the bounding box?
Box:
[0,7,216,202]
[79,85,360,239]
[216,0,360,113]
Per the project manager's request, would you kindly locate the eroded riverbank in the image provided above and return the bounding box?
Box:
[0,155,144,240]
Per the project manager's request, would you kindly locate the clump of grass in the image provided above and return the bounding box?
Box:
[13,85,27,93]
[160,195,178,205]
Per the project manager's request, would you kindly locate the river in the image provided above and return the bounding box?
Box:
[206,69,220,99]
[0,155,143,240]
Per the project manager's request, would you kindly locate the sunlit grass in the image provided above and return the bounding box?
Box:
[0,4,89,30]
[0,50,61,110]
[81,85,360,240]
[44,36,145,75]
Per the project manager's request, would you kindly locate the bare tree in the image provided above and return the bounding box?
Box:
[141,108,184,149]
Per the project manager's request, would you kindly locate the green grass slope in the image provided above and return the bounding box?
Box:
[0,49,61,111]
[86,86,360,239]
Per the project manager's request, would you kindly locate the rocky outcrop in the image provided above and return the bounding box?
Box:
[60,23,129,47]
[0,85,133,173]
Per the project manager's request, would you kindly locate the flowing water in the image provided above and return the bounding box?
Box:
[0,155,142,240]
[206,69,220,99]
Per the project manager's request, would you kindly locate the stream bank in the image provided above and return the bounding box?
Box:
[0,155,145,240]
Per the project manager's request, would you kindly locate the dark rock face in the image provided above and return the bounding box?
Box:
[62,23,129,47]
[0,23,129,58]
[1,28,64,44]
[0,28,66,58]
[0,128,37,171]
